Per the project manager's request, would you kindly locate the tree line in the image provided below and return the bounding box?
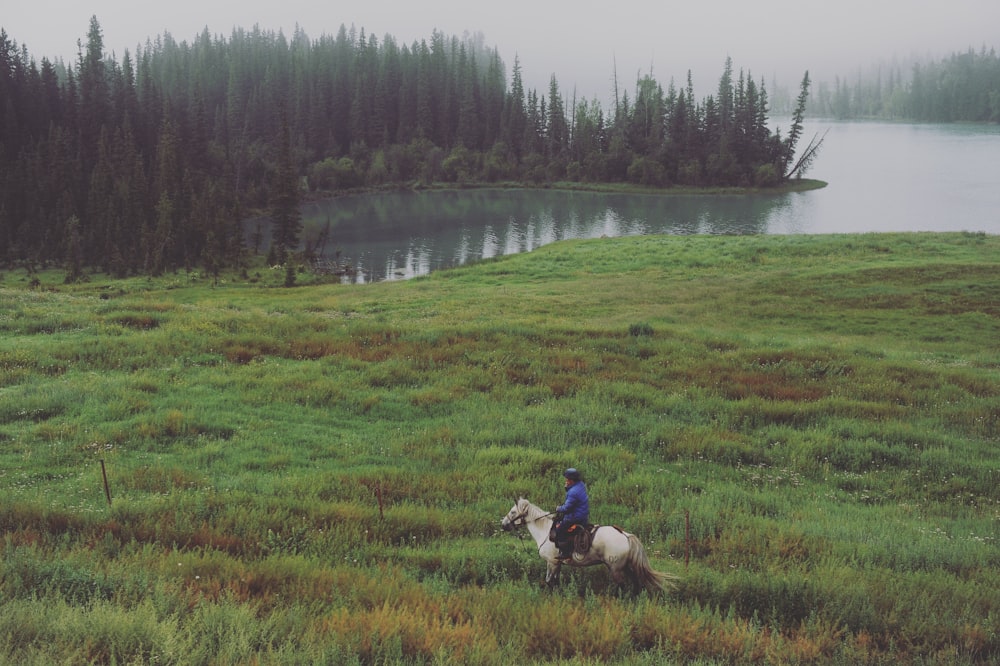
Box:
[0,17,812,277]
[814,46,1000,122]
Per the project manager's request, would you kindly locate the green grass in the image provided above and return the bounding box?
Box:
[1,231,998,664]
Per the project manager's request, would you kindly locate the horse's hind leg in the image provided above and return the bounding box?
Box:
[607,563,627,586]
[625,567,640,591]
[608,563,638,592]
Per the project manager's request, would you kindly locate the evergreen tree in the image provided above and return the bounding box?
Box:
[502,55,527,158]
[481,49,506,148]
[269,110,301,263]
[717,57,735,140]
[456,46,482,148]
[415,40,434,139]
[783,71,811,177]
[546,75,568,159]
[63,215,84,282]
[78,16,110,174]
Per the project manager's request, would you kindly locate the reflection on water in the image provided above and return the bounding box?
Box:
[290,189,787,283]
[248,121,1000,283]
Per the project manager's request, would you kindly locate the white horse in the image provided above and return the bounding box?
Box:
[501,498,676,592]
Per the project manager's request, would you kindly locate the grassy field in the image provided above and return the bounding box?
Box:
[1,231,998,664]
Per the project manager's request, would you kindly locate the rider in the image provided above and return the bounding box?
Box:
[553,468,589,561]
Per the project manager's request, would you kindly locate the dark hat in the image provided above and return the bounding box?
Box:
[563,468,581,481]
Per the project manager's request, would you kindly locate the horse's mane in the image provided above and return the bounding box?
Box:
[518,498,550,522]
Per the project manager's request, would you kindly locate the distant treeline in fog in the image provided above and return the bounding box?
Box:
[1,17,811,275]
[814,47,1000,122]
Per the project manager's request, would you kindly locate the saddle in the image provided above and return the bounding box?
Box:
[550,523,599,557]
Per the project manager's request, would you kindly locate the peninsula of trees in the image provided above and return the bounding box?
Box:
[1,18,814,277]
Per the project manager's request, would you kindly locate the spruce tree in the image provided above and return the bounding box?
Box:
[784,71,811,177]
[269,110,301,264]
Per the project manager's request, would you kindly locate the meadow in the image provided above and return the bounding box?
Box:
[1,231,998,664]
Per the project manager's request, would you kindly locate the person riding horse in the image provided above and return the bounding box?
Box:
[553,467,589,561]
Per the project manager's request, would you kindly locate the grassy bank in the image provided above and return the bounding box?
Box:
[1,232,998,664]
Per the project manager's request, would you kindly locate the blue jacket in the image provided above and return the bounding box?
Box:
[558,481,589,524]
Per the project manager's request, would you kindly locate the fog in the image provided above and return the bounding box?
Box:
[5,0,999,102]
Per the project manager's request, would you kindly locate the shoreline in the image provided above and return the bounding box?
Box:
[296,178,829,207]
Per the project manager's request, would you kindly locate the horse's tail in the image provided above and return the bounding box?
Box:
[626,534,677,593]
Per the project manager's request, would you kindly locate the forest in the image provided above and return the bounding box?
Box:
[814,46,1000,121]
[0,17,813,277]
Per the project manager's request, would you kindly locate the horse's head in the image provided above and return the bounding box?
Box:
[501,498,529,531]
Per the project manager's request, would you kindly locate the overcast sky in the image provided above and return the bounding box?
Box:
[4,0,999,102]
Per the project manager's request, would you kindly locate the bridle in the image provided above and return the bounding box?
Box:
[505,503,558,556]
[507,506,532,528]
[505,502,559,534]
[507,502,557,528]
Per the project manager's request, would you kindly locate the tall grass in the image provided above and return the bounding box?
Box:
[1,232,998,663]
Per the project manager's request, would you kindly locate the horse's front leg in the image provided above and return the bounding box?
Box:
[544,561,562,587]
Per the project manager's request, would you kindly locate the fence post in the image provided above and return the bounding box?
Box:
[100,459,112,506]
[685,510,690,568]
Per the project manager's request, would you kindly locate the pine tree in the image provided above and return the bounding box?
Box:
[783,71,811,177]
[415,40,434,139]
[502,55,527,158]
[717,57,735,140]
[546,75,568,159]
[481,49,506,148]
[269,110,301,264]
[456,46,482,148]
[63,215,84,282]
[78,16,109,174]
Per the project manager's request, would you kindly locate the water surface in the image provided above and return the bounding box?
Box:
[288,121,1000,282]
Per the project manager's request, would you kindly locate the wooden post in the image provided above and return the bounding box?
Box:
[685,509,690,568]
[100,459,112,506]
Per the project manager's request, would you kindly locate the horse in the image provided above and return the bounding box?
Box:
[501,498,676,593]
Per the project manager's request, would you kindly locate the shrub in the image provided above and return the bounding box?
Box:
[754,163,781,187]
[628,322,654,337]
[627,156,667,186]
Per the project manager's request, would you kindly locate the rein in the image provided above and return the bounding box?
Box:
[510,508,556,527]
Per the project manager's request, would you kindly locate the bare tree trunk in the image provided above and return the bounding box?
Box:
[786,128,828,180]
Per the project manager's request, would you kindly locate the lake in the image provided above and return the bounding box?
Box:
[291,120,1000,283]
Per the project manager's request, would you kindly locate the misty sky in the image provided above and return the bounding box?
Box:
[5,0,999,102]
